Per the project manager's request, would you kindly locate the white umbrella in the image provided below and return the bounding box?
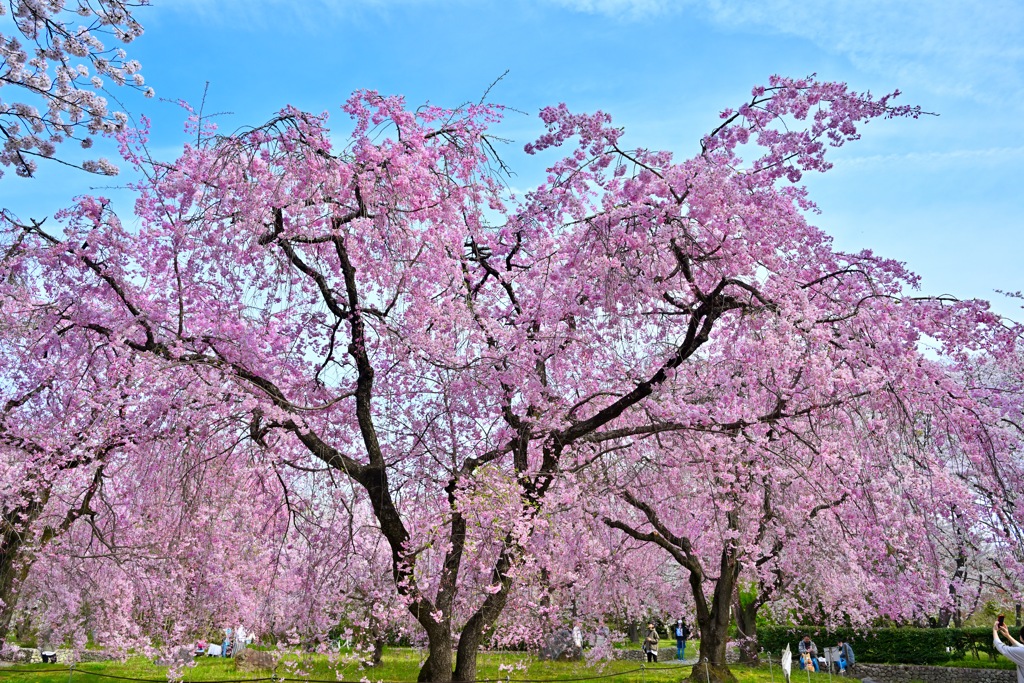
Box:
[781,644,792,683]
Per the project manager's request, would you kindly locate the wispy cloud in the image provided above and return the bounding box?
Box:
[835,145,1024,170]
[156,0,1024,103]
[155,0,437,29]
[556,0,1024,103]
[548,0,675,18]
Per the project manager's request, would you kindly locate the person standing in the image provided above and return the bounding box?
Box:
[994,620,1024,683]
[674,619,690,660]
[643,623,660,663]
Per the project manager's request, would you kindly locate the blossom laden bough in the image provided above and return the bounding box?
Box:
[0,0,150,178]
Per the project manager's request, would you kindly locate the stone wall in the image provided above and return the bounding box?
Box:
[614,644,739,663]
[606,656,1015,683]
[615,646,681,662]
[0,646,115,664]
[853,664,1016,683]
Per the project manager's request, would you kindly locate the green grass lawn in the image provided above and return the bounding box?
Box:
[0,647,849,683]
[941,658,1016,670]
[6,645,1019,683]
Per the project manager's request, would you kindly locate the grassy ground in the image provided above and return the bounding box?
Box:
[0,647,848,683]
[941,658,1015,669]
[3,646,1020,683]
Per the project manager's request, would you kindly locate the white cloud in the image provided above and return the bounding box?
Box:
[549,0,675,17]
[557,0,1024,103]
[834,145,1024,170]
[157,0,1024,103]
[727,1,1020,97]
[155,0,434,29]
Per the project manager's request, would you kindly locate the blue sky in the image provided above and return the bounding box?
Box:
[4,0,1022,316]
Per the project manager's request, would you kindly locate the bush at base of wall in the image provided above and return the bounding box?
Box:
[758,627,999,665]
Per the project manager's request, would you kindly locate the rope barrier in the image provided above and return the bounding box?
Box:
[475,667,649,683]
[291,667,656,683]
[74,671,275,683]
[0,671,274,683]
[636,666,695,671]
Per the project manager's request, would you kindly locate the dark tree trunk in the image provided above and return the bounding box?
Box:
[689,541,739,683]
[0,549,32,648]
[938,550,968,628]
[733,591,760,666]
[602,498,742,683]
[453,626,483,683]
[539,567,552,610]
[0,495,48,647]
[371,636,384,666]
[452,542,514,683]
[359,610,386,668]
[691,607,738,683]
[0,448,107,648]
[417,627,453,683]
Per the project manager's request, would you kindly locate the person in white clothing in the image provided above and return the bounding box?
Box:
[994,619,1024,683]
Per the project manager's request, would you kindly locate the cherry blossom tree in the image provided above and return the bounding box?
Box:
[0,295,169,645]
[19,433,297,655]
[2,231,406,655]
[0,1,150,178]
[453,494,685,653]
[0,231,298,650]
[598,361,1024,679]
[6,75,1021,683]
[919,342,1024,627]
